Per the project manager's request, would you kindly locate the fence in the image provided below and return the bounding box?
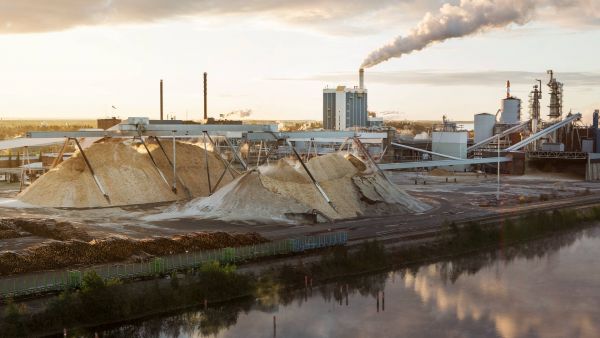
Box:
[0,231,347,298]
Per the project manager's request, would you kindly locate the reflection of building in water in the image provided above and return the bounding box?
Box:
[402,230,600,338]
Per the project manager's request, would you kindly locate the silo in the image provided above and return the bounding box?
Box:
[432,131,468,170]
[474,113,496,143]
[499,98,521,124]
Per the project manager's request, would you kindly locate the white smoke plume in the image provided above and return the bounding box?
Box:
[413,132,430,140]
[220,109,252,119]
[361,0,538,68]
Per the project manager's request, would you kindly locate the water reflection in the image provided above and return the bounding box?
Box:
[92,227,600,338]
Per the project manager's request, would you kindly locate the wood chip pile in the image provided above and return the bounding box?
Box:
[155,152,430,223]
[17,139,234,208]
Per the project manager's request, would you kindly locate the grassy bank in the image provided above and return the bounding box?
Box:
[2,207,599,336]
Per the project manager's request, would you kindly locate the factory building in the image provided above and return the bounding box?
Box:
[431,116,468,170]
[323,69,368,130]
[432,132,467,162]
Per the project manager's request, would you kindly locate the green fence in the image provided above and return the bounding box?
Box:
[0,231,347,298]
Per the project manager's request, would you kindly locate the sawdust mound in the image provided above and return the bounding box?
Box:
[0,232,267,276]
[160,152,429,223]
[150,172,311,223]
[430,168,452,176]
[17,140,234,208]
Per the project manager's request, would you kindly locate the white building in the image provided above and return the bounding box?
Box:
[323,69,369,130]
[323,86,368,130]
[432,131,468,171]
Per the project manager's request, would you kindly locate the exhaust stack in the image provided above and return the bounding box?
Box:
[160,79,164,120]
[359,68,365,89]
[203,72,208,120]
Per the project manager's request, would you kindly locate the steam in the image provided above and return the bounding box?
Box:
[414,132,430,140]
[220,109,252,119]
[361,0,537,68]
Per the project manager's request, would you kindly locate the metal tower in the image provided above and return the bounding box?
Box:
[547,70,563,119]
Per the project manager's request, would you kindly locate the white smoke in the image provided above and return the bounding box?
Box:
[414,132,430,140]
[220,109,252,119]
[361,0,538,68]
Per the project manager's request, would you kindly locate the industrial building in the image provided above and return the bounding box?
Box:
[431,117,469,170]
[323,69,368,130]
[384,70,600,181]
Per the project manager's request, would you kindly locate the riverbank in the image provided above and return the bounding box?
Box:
[2,206,600,336]
[93,224,599,338]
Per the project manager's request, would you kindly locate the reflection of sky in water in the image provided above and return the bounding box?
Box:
[110,227,600,338]
[225,228,600,338]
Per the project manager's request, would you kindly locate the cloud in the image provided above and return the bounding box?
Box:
[540,0,600,27]
[283,70,600,87]
[0,0,444,34]
[1,0,598,37]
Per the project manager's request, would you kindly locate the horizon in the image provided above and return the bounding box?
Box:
[1,1,599,123]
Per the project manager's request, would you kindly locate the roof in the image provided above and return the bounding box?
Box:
[0,138,66,150]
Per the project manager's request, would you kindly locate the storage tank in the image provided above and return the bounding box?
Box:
[499,98,521,124]
[474,113,496,143]
[432,131,468,170]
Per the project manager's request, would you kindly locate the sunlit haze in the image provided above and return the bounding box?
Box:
[1,1,599,122]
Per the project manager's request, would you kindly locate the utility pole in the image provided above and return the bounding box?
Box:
[497,133,500,203]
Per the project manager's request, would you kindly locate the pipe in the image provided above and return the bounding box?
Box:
[72,138,110,203]
[153,136,191,197]
[287,140,334,209]
[467,120,531,152]
[203,72,208,120]
[391,142,461,160]
[136,134,171,190]
[505,113,581,151]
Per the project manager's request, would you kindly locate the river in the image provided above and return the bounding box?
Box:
[88,226,600,338]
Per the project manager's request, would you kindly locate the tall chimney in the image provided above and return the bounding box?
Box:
[203,72,208,120]
[160,79,164,120]
[506,80,511,98]
[359,68,365,89]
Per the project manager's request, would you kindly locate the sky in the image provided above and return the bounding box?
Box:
[0,0,599,122]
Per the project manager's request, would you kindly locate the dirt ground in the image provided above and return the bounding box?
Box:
[1,170,600,275]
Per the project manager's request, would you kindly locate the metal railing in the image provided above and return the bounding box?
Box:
[0,232,347,298]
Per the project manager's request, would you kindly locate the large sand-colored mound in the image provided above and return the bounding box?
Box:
[150,152,429,223]
[18,139,233,208]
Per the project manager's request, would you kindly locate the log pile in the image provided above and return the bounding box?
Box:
[0,218,90,241]
[0,232,267,275]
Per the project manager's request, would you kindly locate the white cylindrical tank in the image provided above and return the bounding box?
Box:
[499,98,521,124]
[474,113,496,143]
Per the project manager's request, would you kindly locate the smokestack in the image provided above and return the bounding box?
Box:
[160,79,163,120]
[359,68,365,89]
[506,80,511,98]
[203,72,208,120]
